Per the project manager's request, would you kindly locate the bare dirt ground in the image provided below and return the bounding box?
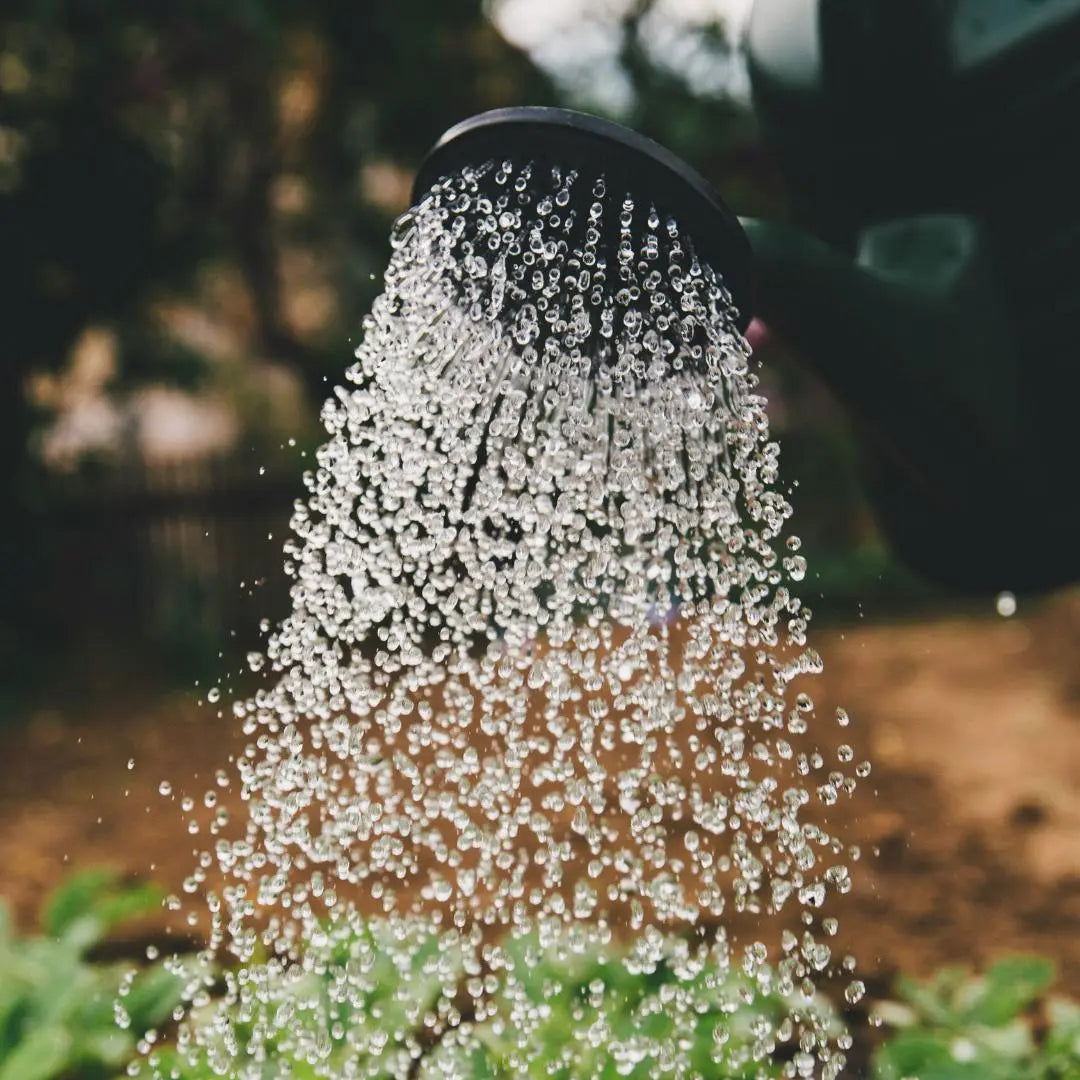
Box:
[2,587,1079,1040]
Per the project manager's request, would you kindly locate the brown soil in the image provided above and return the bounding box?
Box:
[2,588,1080,1045]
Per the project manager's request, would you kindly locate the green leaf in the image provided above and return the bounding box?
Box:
[94,882,165,934]
[873,1030,956,1080]
[1045,997,1080,1064]
[964,956,1055,1027]
[0,1024,74,1080]
[895,966,971,1027]
[76,1025,133,1067]
[5,937,90,1028]
[974,1018,1034,1059]
[0,988,27,1058]
[42,869,118,940]
[420,1039,505,1079]
[122,965,184,1030]
[910,1066,995,1080]
[42,870,164,952]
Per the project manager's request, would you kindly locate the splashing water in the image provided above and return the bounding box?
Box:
[149,160,867,1078]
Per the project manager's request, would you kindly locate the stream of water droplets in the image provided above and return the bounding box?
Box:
[146,160,867,1078]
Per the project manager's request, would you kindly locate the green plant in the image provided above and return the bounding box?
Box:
[137,920,467,1080]
[421,933,834,1079]
[141,926,839,1079]
[872,955,1080,1080]
[0,869,183,1080]
[20,871,1080,1080]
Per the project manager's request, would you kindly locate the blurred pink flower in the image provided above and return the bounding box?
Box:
[746,317,770,350]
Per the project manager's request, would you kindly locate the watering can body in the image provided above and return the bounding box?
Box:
[745,0,1080,592]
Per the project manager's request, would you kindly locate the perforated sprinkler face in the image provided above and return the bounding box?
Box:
[412,107,755,345]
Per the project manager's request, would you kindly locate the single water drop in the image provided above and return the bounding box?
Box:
[996,590,1017,617]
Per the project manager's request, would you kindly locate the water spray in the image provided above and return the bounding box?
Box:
[156,102,864,1080]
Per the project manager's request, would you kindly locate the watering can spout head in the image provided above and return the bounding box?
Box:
[413,107,755,332]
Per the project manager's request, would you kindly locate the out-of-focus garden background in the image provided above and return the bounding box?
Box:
[0,0,911,704]
[1,0,1079,1076]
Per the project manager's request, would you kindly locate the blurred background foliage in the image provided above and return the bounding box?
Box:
[0,0,910,709]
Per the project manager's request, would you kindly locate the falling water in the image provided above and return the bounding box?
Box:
[144,159,867,1078]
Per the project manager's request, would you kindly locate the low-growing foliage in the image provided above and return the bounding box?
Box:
[6,871,1080,1079]
[142,926,829,1079]
[420,931,825,1079]
[872,955,1080,1080]
[0,870,182,1080]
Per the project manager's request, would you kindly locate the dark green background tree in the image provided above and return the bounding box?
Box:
[0,1,558,670]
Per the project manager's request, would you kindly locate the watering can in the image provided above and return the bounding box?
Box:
[414,0,1080,594]
[743,0,1080,592]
